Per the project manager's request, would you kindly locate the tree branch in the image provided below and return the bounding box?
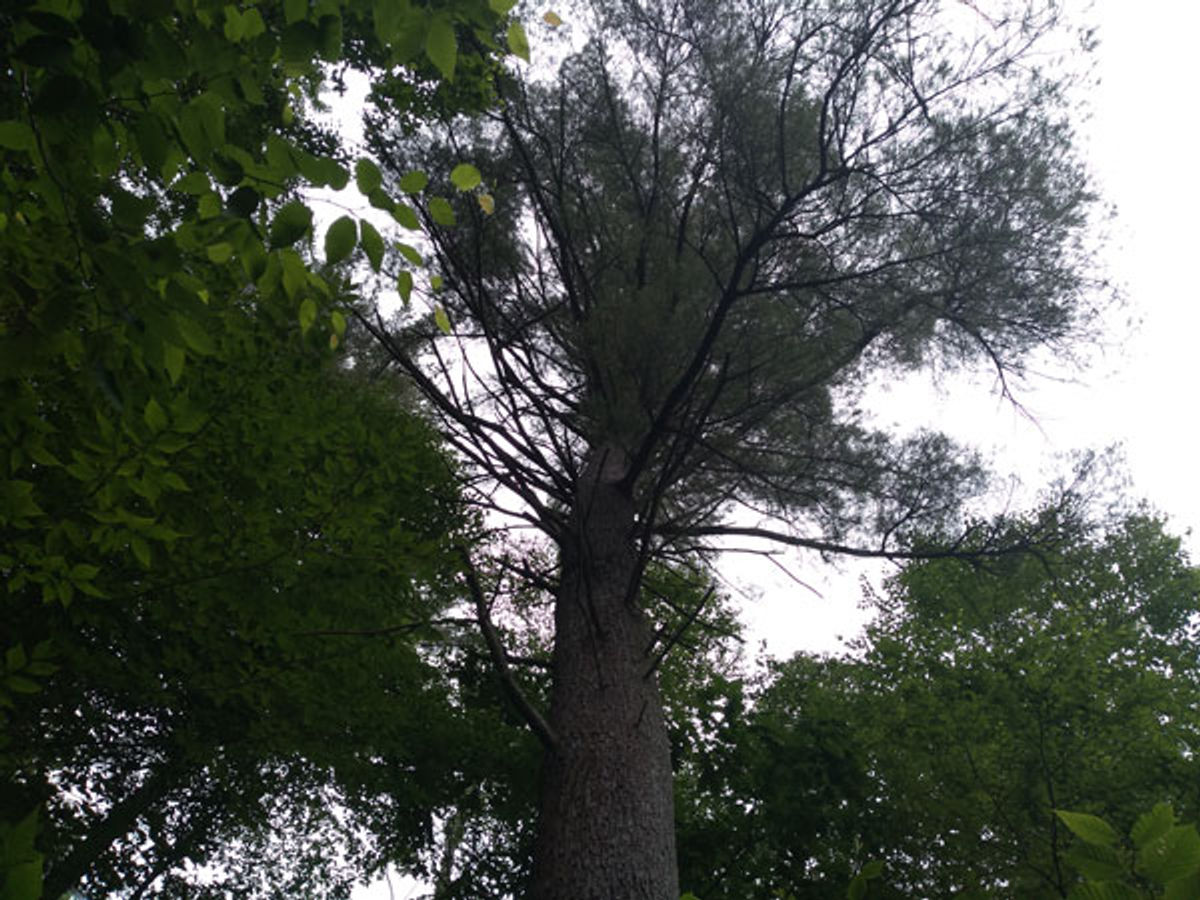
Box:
[459,549,559,752]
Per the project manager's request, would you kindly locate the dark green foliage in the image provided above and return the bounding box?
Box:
[675,513,1200,899]
[0,0,515,896]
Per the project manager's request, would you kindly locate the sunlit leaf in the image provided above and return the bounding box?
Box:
[299,297,318,334]
[1056,811,1120,848]
[426,15,457,81]
[434,304,451,334]
[507,20,530,61]
[450,163,482,191]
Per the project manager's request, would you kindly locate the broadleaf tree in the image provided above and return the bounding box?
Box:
[359,0,1108,895]
[675,509,1200,898]
[0,0,517,895]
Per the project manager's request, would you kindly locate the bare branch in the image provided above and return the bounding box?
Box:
[459,550,559,752]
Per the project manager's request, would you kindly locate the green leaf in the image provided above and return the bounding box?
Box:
[425,15,458,81]
[392,202,420,229]
[367,188,394,212]
[489,0,518,12]
[430,275,444,291]
[427,197,456,226]
[223,5,246,41]
[860,861,884,879]
[331,310,346,337]
[395,242,423,267]
[1067,843,1128,882]
[131,536,151,568]
[1140,826,1200,885]
[0,808,42,899]
[6,674,41,694]
[241,8,266,39]
[135,113,169,174]
[1133,804,1177,850]
[206,242,234,264]
[1067,883,1147,900]
[173,171,212,195]
[450,163,482,191]
[299,297,318,334]
[144,397,169,431]
[198,193,221,219]
[6,645,27,671]
[228,186,260,218]
[179,93,225,162]
[0,120,36,151]
[360,220,384,272]
[399,171,429,194]
[373,0,413,45]
[174,315,215,356]
[477,193,495,215]
[269,201,313,248]
[284,0,308,24]
[1165,870,1200,900]
[1056,811,1121,848]
[317,13,343,61]
[282,21,320,65]
[325,215,357,264]
[356,158,383,194]
[397,270,413,304]
[507,20,530,62]
[434,304,451,335]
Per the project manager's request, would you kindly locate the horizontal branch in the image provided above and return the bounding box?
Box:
[655,523,1045,562]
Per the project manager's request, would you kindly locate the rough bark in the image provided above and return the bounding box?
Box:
[530,446,679,900]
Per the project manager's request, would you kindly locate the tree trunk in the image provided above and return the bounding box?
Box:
[530,446,679,900]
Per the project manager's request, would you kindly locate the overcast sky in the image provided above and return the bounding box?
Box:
[353,3,1199,895]
[735,0,1200,660]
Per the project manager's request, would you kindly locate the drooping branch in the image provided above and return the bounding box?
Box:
[644,586,715,678]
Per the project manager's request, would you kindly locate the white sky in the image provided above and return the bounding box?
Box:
[352,3,1199,895]
[737,0,1200,660]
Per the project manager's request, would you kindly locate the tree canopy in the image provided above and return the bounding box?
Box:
[672,510,1200,899]
[0,0,522,896]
